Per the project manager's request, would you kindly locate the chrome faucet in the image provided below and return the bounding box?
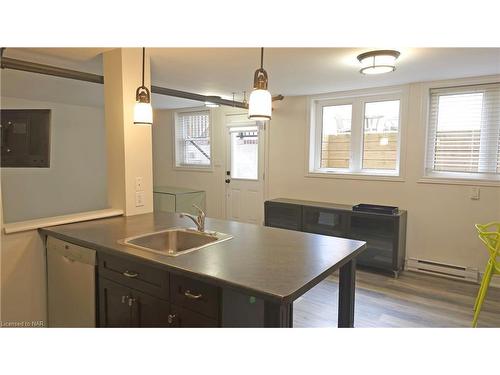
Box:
[179,204,206,232]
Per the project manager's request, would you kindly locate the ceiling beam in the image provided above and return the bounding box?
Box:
[1,55,284,109]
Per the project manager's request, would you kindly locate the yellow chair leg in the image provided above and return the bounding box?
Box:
[474,263,492,312]
[472,264,493,327]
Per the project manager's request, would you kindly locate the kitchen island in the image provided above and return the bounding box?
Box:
[40,211,366,328]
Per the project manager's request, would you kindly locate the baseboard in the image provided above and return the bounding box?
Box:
[406,258,479,283]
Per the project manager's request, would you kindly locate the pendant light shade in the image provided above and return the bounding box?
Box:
[134,101,153,124]
[248,48,272,120]
[248,89,272,120]
[133,47,153,125]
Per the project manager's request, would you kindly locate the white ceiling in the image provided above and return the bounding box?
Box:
[2,47,500,108]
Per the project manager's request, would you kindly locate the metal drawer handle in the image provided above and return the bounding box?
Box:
[184,290,202,300]
[121,295,130,304]
[123,270,139,278]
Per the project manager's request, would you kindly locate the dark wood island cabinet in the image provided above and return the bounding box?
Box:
[98,253,219,327]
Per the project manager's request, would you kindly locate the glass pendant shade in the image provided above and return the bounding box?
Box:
[357,50,400,75]
[133,47,153,125]
[248,89,272,120]
[133,101,153,125]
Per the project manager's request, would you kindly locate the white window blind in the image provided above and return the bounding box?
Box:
[175,111,211,167]
[426,83,500,179]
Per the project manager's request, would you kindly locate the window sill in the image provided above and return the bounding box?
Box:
[306,171,405,182]
[418,176,500,187]
[173,166,214,173]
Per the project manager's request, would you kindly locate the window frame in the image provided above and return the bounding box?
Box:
[172,107,214,172]
[421,76,500,185]
[307,85,408,181]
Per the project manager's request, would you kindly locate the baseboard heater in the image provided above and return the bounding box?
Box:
[406,258,479,283]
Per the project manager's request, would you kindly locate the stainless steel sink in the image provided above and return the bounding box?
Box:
[119,228,233,256]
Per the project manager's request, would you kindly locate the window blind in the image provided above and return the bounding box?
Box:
[175,111,211,166]
[426,82,500,177]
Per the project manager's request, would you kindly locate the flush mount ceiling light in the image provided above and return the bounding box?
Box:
[357,50,400,75]
[248,47,272,121]
[133,47,153,125]
[205,96,221,108]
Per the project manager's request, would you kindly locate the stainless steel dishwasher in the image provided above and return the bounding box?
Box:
[46,236,97,327]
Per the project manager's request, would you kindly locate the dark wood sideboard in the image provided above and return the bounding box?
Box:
[264,198,407,277]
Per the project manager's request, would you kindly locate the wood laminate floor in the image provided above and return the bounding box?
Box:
[293,270,500,327]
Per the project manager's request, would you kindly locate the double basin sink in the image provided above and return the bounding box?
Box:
[119,228,233,256]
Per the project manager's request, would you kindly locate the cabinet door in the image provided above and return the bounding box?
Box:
[264,202,302,230]
[349,214,395,271]
[99,277,133,327]
[170,305,218,328]
[302,206,346,237]
[130,289,172,328]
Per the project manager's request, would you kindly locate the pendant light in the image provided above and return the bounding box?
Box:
[248,47,272,120]
[133,47,153,125]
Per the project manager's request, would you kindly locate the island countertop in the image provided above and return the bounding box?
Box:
[40,211,366,304]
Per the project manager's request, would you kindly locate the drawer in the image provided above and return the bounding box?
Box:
[170,304,218,328]
[170,274,219,319]
[98,253,169,300]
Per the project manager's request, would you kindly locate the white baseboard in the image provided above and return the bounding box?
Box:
[406,258,479,283]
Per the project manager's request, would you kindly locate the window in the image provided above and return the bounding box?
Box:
[174,110,212,168]
[425,83,500,180]
[311,91,402,177]
[362,100,400,171]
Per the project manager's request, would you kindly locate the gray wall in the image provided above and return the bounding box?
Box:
[1,96,108,223]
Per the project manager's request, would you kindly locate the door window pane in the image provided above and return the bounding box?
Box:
[321,105,352,169]
[230,127,259,179]
[362,100,400,170]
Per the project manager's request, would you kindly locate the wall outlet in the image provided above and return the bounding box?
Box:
[135,177,144,192]
[135,191,145,207]
[470,187,480,200]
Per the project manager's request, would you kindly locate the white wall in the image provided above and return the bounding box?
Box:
[153,77,500,272]
[1,230,46,324]
[1,97,108,223]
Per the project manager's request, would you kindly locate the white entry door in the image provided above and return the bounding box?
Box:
[225,119,265,224]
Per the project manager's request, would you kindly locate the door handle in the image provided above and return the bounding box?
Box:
[225,179,231,184]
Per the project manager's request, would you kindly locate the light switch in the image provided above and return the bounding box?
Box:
[135,177,143,192]
[470,187,480,200]
[135,191,145,207]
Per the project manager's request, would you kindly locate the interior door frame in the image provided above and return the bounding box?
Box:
[223,112,269,222]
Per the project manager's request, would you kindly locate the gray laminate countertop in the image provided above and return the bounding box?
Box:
[40,212,366,303]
